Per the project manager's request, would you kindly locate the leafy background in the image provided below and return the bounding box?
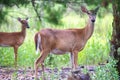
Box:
[0,0,119,80]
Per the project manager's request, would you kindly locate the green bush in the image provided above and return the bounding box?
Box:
[92,57,119,80]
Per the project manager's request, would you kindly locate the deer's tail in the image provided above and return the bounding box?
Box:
[35,33,41,55]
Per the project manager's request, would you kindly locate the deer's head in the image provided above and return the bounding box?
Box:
[81,6,99,23]
[18,17,30,28]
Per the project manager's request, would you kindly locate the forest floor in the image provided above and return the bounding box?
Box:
[0,65,96,80]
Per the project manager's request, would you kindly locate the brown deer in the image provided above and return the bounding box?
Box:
[0,17,29,67]
[34,6,99,78]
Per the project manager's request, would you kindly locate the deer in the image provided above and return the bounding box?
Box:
[34,6,99,79]
[0,17,29,67]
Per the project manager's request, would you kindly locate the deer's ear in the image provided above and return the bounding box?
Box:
[17,17,21,22]
[94,6,100,12]
[81,6,88,13]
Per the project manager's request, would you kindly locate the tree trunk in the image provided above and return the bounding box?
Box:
[110,0,120,76]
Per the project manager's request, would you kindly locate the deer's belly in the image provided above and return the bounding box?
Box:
[0,44,10,47]
[51,48,69,55]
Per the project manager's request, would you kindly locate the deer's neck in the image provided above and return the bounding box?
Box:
[84,20,94,40]
[21,25,26,37]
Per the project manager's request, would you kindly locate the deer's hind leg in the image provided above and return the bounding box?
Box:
[34,49,50,79]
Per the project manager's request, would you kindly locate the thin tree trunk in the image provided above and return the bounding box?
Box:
[110,0,120,76]
[31,0,41,22]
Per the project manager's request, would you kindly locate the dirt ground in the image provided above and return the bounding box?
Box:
[0,66,95,80]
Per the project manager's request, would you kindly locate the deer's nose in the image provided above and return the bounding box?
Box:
[91,19,95,22]
[26,24,30,28]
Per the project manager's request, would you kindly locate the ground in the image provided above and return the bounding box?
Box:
[0,66,95,80]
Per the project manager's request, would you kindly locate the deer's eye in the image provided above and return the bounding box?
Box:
[87,12,90,15]
[94,12,97,15]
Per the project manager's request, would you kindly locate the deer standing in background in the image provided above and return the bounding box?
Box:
[0,18,29,67]
[34,6,99,79]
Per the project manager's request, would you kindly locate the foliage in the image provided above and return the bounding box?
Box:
[0,10,8,25]
[111,0,120,11]
[0,0,111,25]
[92,57,119,80]
[44,3,66,25]
[0,0,29,7]
[85,0,103,6]
[0,0,30,24]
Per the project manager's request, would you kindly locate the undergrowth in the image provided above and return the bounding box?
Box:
[92,57,119,80]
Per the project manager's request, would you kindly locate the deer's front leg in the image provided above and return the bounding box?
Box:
[13,45,18,67]
[72,50,78,70]
[70,53,74,69]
